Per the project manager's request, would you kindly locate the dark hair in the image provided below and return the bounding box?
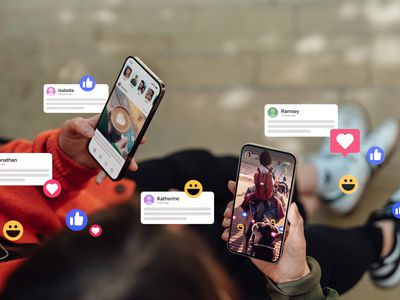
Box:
[2,203,238,300]
[259,150,272,167]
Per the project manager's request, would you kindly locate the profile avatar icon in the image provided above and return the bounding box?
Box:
[46,86,56,96]
[268,107,278,118]
[144,194,154,205]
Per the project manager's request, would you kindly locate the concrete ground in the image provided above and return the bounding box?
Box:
[1,0,400,298]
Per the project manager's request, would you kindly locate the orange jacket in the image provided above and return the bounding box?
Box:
[0,129,135,290]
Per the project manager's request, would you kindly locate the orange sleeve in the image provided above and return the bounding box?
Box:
[0,129,98,203]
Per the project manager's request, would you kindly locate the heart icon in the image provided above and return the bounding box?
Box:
[336,133,354,149]
[116,113,126,126]
[89,224,102,237]
[43,179,62,198]
[46,183,59,195]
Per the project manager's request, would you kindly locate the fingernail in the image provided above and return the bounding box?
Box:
[84,127,95,138]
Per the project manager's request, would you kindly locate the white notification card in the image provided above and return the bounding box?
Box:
[141,192,214,224]
[0,153,52,186]
[265,104,338,137]
[43,84,109,113]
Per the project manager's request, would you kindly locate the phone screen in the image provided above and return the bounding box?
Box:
[89,57,163,180]
[228,144,296,262]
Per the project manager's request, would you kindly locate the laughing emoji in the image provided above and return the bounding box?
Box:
[3,220,24,241]
[338,174,358,194]
[184,180,203,198]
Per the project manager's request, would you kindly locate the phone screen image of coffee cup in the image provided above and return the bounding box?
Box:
[228,145,296,262]
[89,58,161,179]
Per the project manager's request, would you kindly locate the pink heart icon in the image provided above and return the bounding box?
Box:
[89,224,102,237]
[43,179,62,198]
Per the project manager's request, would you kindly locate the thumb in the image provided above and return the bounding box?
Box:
[287,203,303,230]
[285,203,306,254]
[227,180,236,195]
[74,212,80,218]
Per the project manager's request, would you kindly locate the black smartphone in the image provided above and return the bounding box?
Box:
[88,56,165,180]
[227,144,297,263]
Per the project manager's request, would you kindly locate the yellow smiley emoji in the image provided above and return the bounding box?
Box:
[338,174,359,194]
[237,223,244,231]
[184,180,203,198]
[3,220,24,241]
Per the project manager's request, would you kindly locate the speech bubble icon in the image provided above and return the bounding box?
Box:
[330,129,360,157]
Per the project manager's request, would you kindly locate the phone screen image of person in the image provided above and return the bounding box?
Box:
[228,144,296,262]
[89,57,161,180]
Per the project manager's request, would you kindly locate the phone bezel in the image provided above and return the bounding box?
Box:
[88,56,166,181]
[227,143,297,263]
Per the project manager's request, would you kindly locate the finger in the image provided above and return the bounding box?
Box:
[223,201,234,218]
[221,228,230,241]
[96,171,107,185]
[227,180,236,194]
[86,114,100,128]
[287,203,303,228]
[63,117,95,139]
[140,136,147,145]
[128,159,138,172]
[222,217,231,228]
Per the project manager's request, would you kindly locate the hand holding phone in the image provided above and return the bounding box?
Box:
[222,181,310,284]
[227,144,297,263]
[58,115,139,185]
[88,57,165,180]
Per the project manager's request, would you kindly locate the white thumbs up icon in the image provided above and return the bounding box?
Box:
[70,212,84,226]
[66,209,88,231]
[80,75,96,91]
[367,146,384,165]
[82,77,93,89]
[370,148,382,161]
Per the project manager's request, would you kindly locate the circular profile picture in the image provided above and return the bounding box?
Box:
[46,86,56,96]
[138,80,146,94]
[144,194,154,205]
[268,107,278,118]
[123,66,132,79]
[244,151,252,158]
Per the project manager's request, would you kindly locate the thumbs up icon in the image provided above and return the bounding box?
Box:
[367,146,385,166]
[79,75,96,91]
[66,209,88,231]
[70,212,84,226]
[370,148,382,161]
[82,77,93,89]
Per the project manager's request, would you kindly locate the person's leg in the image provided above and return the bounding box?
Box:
[297,104,398,215]
[305,224,383,294]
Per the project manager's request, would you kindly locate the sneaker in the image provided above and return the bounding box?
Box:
[311,103,398,214]
[310,103,371,214]
[369,188,400,288]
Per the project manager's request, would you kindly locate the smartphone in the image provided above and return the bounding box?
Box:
[88,56,165,180]
[227,144,297,263]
